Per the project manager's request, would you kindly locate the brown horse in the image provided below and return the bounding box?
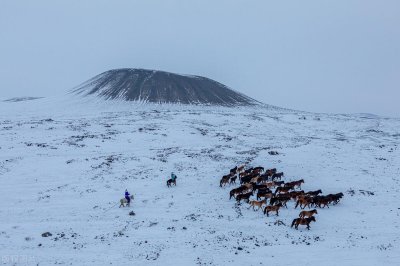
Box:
[291,217,316,230]
[264,203,283,216]
[293,179,304,189]
[295,196,312,209]
[250,176,260,184]
[288,190,305,200]
[237,165,245,173]
[248,199,267,211]
[299,209,318,218]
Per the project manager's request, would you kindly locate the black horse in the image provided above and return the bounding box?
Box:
[167,178,176,187]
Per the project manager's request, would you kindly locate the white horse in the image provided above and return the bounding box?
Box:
[119,195,134,208]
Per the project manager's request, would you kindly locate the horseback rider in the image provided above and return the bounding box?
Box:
[125,189,131,204]
[171,172,177,181]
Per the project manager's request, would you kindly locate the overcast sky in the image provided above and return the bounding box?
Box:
[0,1,399,116]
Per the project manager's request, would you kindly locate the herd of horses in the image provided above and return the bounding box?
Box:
[220,165,344,230]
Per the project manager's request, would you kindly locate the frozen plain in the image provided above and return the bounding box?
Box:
[0,96,399,265]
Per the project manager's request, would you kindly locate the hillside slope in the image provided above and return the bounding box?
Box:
[0,98,399,265]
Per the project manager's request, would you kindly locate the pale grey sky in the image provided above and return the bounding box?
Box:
[0,0,399,116]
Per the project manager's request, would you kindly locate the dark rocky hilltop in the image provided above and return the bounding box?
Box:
[72,68,258,105]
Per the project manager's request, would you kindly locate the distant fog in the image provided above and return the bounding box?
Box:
[0,1,399,116]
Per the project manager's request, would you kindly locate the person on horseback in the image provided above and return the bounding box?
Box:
[125,189,131,204]
[171,172,177,181]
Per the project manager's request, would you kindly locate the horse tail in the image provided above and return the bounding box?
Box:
[220,180,223,187]
[291,219,296,228]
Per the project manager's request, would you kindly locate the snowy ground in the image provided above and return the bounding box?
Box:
[0,96,399,265]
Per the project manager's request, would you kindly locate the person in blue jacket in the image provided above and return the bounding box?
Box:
[171,172,177,181]
[125,189,131,204]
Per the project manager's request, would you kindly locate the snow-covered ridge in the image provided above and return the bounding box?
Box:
[3,96,44,102]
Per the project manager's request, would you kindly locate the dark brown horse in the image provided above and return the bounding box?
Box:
[265,168,277,177]
[327,192,344,205]
[257,191,274,201]
[275,185,294,195]
[220,175,230,187]
[291,217,316,230]
[229,186,248,199]
[305,189,322,197]
[270,195,291,208]
[285,179,304,189]
[273,181,285,187]
[271,172,284,181]
[236,191,253,204]
[230,166,238,175]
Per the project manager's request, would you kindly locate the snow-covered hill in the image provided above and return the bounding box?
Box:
[0,96,399,265]
[72,69,259,106]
